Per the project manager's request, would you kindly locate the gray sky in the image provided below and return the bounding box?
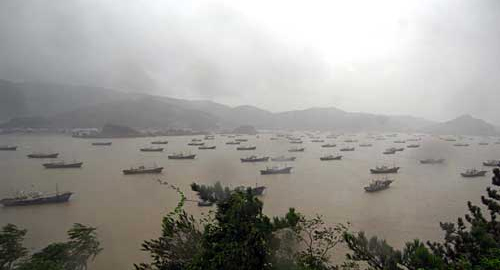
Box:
[1,0,500,123]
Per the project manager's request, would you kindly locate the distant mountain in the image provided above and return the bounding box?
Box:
[0,79,438,132]
[421,114,499,136]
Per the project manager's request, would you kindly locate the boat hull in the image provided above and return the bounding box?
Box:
[168,155,196,160]
[370,167,400,174]
[92,142,112,146]
[43,162,83,169]
[260,167,292,175]
[241,157,269,162]
[27,153,59,158]
[0,146,17,151]
[461,171,487,177]
[1,192,73,207]
[320,156,342,161]
[237,147,256,150]
[123,167,163,175]
[140,148,164,152]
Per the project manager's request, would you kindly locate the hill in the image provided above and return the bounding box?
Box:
[421,114,499,136]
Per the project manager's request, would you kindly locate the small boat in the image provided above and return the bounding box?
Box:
[407,138,421,142]
[168,153,196,159]
[270,137,279,140]
[320,155,342,161]
[359,143,373,147]
[151,141,168,145]
[241,155,269,162]
[140,147,164,152]
[235,138,248,142]
[271,156,296,162]
[478,142,489,146]
[364,178,394,192]
[226,141,241,145]
[483,160,500,167]
[260,166,293,175]
[0,189,73,207]
[461,169,487,177]
[375,137,386,141]
[420,158,445,164]
[394,147,405,152]
[321,144,336,148]
[27,153,59,159]
[236,146,256,150]
[123,165,163,175]
[453,143,469,147]
[340,147,355,152]
[407,144,420,148]
[370,166,400,174]
[344,139,358,143]
[43,161,83,169]
[199,145,216,150]
[383,149,397,155]
[288,147,305,152]
[289,140,303,144]
[443,138,457,142]
[394,140,406,143]
[0,146,17,151]
[311,139,324,143]
[188,142,205,146]
[191,138,203,142]
[204,136,215,140]
[92,142,112,146]
[197,200,214,207]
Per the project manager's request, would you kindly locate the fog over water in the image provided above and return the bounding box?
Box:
[1,0,500,122]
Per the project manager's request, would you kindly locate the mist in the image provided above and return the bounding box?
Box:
[1,0,500,123]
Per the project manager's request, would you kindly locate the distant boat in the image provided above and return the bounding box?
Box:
[344,139,358,143]
[235,138,248,142]
[478,142,489,146]
[0,189,73,207]
[43,161,83,169]
[199,145,216,150]
[483,160,500,167]
[453,143,469,147]
[188,142,204,146]
[320,155,342,161]
[340,147,355,152]
[420,158,445,164]
[92,142,112,146]
[407,138,421,142]
[271,156,296,162]
[168,153,196,159]
[394,140,406,143]
[270,137,279,140]
[461,169,487,177]
[311,139,324,143]
[364,178,393,192]
[27,153,59,159]
[140,147,164,152]
[370,166,400,174]
[288,147,305,152]
[260,166,293,175]
[359,143,373,147]
[226,141,241,145]
[383,149,397,155]
[407,144,420,148]
[289,140,303,144]
[321,144,336,148]
[241,155,269,162]
[237,146,256,150]
[0,146,17,151]
[151,141,168,145]
[191,138,203,142]
[123,165,163,175]
[204,135,215,140]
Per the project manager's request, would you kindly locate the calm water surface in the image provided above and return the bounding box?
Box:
[0,133,499,269]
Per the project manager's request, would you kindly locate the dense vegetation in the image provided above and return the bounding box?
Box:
[2,172,499,269]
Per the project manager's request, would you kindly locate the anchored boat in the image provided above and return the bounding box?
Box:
[1,187,73,207]
[168,153,196,159]
[461,169,487,177]
[0,146,17,151]
[237,146,256,150]
[370,165,400,174]
[27,153,59,158]
[140,147,164,152]
[43,161,83,169]
[320,155,342,161]
[123,165,163,175]
[241,155,269,162]
[364,178,393,192]
[199,145,216,150]
[420,158,445,164]
[483,160,500,166]
[260,166,293,175]
[92,142,112,146]
[271,156,296,162]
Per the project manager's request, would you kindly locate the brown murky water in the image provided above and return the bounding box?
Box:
[0,133,498,269]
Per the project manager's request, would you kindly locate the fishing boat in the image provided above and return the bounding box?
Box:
[461,169,487,177]
[289,140,303,144]
[241,155,269,162]
[0,145,17,151]
[140,147,164,152]
[453,143,469,147]
[420,158,445,164]
[123,165,163,175]
[260,166,293,175]
[191,138,202,142]
[43,161,83,169]
[394,147,405,152]
[311,139,324,143]
[344,139,358,143]
[27,153,59,159]
[407,144,420,148]
[226,141,241,145]
[394,140,406,143]
[370,165,400,174]
[320,155,342,161]
[91,142,112,146]
[168,153,196,159]
[364,178,393,192]
[0,188,73,207]
[151,141,168,145]
[188,142,204,146]
[383,148,396,155]
[199,145,216,150]
[340,147,355,152]
[483,160,500,167]
[288,147,305,152]
[321,144,336,148]
[236,146,256,150]
[204,135,215,140]
[478,142,489,146]
[235,138,248,142]
[271,156,296,162]
[359,143,373,147]
[270,137,279,140]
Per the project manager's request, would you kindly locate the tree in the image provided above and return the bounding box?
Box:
[0,224,27,270]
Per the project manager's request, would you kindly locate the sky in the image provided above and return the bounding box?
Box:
[1,0,500,123]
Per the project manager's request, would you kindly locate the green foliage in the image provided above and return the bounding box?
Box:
[0,224,27,270]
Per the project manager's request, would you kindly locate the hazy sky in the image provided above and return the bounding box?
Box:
[1,0,500,123]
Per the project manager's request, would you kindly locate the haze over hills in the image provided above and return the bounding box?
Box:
[1,79,498,135]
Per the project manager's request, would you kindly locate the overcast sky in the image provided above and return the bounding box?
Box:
[1,0,500,123]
